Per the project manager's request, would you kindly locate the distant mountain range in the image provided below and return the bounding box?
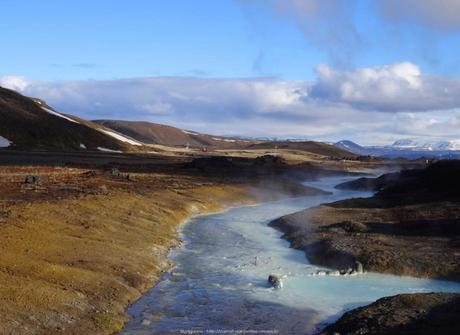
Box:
[391,139,460,151]
[335,139,460,159]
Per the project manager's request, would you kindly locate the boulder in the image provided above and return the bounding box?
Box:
[268,274,283,289]
[24,175,41,185]
[110,168,121,177]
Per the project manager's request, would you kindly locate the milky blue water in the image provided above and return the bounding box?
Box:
[121,176,460,335]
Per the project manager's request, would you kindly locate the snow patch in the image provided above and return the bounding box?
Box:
[99,129,143,146]
[40,106,80,124]
[97,147,122,153]
[182,130,199,135]
[212,137,236,143]
[0,135,11,148]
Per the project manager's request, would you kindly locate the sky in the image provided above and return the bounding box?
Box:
[1,0,460,145]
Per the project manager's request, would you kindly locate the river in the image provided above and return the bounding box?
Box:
[121,176,460,334]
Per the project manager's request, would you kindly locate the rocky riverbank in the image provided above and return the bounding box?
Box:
[270,161,460,280]
[320,293,460,335]
[270,161,460,334]
[270,200,460,280]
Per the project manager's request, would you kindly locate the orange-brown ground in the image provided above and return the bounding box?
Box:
[0,165,262,335]
[0,163,329,335]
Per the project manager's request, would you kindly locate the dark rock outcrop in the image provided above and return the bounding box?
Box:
[321,293,460,335]
[270,161,460,281]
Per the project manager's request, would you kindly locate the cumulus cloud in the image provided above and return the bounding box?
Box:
[16,76,382,141]
[0,76,30,91]
[377,0,460,31]
[22,77,310,123]
[2,61,459,145]
[311,62,460,112]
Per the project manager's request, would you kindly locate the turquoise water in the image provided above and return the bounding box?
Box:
[121,176,460,334]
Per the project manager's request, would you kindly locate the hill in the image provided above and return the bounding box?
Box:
[95,121,357,159]
[93,119,256,149]
[334,140,370,155]
[246,140,356,159]
[0,86,357,159]
[0,87,143,151]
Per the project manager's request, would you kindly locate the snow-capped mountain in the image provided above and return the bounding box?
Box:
[334,139,460,159]
[334,140,370,155]
[391,139,460,151]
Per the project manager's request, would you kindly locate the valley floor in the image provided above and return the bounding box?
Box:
[0,151,335,335]
[0,150,441,335]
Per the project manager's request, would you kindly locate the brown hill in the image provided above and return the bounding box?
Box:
[94,120,356,159]
[93,119,256,149]
[246,140,356,159]
[0,86,356,158]
[0,87,142,151]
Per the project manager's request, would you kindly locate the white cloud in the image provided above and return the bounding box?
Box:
[311,62,460,112]
[138,101,174,115]
[4,61,459,145]
[0,76,30,91]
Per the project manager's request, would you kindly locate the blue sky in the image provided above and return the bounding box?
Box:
[1,0,460,144]
[3,0,459,80]
[0,0,322,80]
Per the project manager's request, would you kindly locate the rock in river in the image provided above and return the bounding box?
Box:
[268,274,283,289]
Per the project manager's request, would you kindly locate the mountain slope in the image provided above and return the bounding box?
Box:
[0,86,357,157]
[334,139,460,159]
[94,119,256,149]
[391,138,460,151]
[96,120,358,158]
[334,140,370,155]
[246,141,356,159]
[0,87,142,151]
